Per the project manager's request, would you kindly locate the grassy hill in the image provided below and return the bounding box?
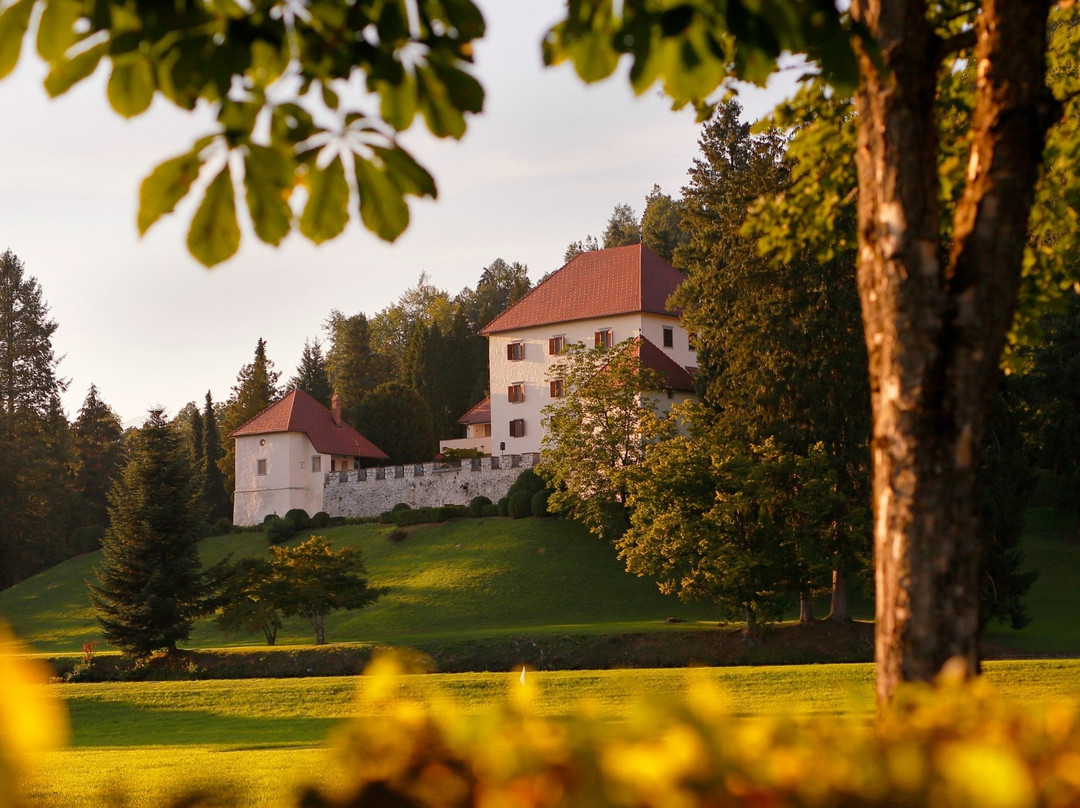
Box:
[2,506,1077,661]
[0,517,720,655]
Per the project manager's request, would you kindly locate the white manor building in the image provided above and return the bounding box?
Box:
[441,243,698,456]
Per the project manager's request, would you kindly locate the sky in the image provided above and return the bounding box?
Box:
[0,3,792,428]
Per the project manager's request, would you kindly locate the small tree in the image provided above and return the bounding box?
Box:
[270,536,380,645]
[208,556,282,645]
[89,410,204,656]
[537,339,669,541]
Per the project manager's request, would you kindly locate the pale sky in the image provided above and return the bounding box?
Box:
[0,3,792,427]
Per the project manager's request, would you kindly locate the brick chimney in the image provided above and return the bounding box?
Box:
[331,393,342,425]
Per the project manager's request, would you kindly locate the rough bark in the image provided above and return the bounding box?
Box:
[798,592,815,623]
[849,0,1057,704]
[827,567,850,622]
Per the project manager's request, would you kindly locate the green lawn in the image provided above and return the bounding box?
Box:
[0,519,719,654]
[19,660,1080,807]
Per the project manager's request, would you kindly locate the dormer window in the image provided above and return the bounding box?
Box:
[507,341,525,361]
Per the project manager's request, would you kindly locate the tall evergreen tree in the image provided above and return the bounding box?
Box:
[353,382,437,464]
[89,410,204,656]
[602,203,642,248]
[0,250,72,586]
[202,392,231,525]
[290,338,333,408]
[72,384,125,530]
[324,311,387,427]
[640,185,687,265]
[219,338,281,498]
[671,102,871,619]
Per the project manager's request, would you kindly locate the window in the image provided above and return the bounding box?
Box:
[550,379,564,398]
[256,459,267,476]
[506,341,525,361]
[549,335,566,355]
[595,329,612,348]
[663,326,674,348]
[508,383,525,403]
[509,418,526,438]
[311,456,321,473]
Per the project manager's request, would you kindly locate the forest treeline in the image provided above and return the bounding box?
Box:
[2,104,1077,631]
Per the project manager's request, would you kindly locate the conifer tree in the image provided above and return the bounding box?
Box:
[201,392,231,524]
[72,384,124,530]
[290,338,333,408]
[89,410,204,656]
[601,203,641,248]
[219,338,281,497]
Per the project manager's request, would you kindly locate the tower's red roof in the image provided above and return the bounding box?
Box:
[457,396,491,425]
[480,244,684,335]
[229,389,388,459]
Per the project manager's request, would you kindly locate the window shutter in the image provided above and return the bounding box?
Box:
[507,343,514,360]
[549,338,556,355]
[594,331,602,347]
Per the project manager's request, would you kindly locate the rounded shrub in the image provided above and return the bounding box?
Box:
[531,489,553,518]
[507,467,546,498]
[497,497,509,517]
[468,496,492,518]
[482,503,499,517]
[264,515,295,545]
[508,490,533,519]
[392,502,412,512]
[283,508,310,530]
[310,511,331,528]
[212,516,233,536]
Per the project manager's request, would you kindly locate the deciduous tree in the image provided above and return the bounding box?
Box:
[270,536,380,645]
[353,381,437,465]
[602,203,641,248]
[537,339,669,541]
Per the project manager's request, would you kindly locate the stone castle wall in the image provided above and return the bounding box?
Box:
[322,454,540,518]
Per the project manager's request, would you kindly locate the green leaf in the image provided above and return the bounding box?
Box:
[187,165,241,268]
[138,149,205,235]
[107,54,155,117]
[36,0,82,61]
[299,155,350,244]
[354,154,409,241]
[372,145,436,199]
[415,64,467,138]
[244,145,293,246]
[0,0,34,80]
[43,40,107,96]
[377,75,418,132]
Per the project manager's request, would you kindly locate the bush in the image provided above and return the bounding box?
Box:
[294,656,1080,808]
[388,528,408,543]
[507,467,546,498]
[497,497,509,517]
[69,524,106,555]
[531,489,553,517]
[212,517,233,536]
[310,511,331,528]
[392,502,412,512]
[468,496,492,517]
[263,516,296,545]
[508,490,533,519]
[482,503,500,517]
[283,508,310,530]
[391,505,469,527]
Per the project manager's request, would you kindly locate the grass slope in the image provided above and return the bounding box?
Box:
[0,518,717,654]
[21,660,1080,808]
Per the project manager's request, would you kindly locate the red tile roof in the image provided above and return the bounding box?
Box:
[229,389,388,459]
[480,244,684,335]
[631,336,697,392]
[457,396,491,425]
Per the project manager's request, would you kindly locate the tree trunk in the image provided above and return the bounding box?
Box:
[313,614,326,645]
[849,0,1056,705]
[827,567,849,622]
[798,592,815,623]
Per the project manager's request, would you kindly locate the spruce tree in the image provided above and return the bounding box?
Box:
[290,338,333,407]
[90,410,204,656]
[219,338,281,497]
[201,392,231,524]
[72,384,125,530]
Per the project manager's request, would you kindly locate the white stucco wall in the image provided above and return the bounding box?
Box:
[233,432,328,526]
[487,312,694,455]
